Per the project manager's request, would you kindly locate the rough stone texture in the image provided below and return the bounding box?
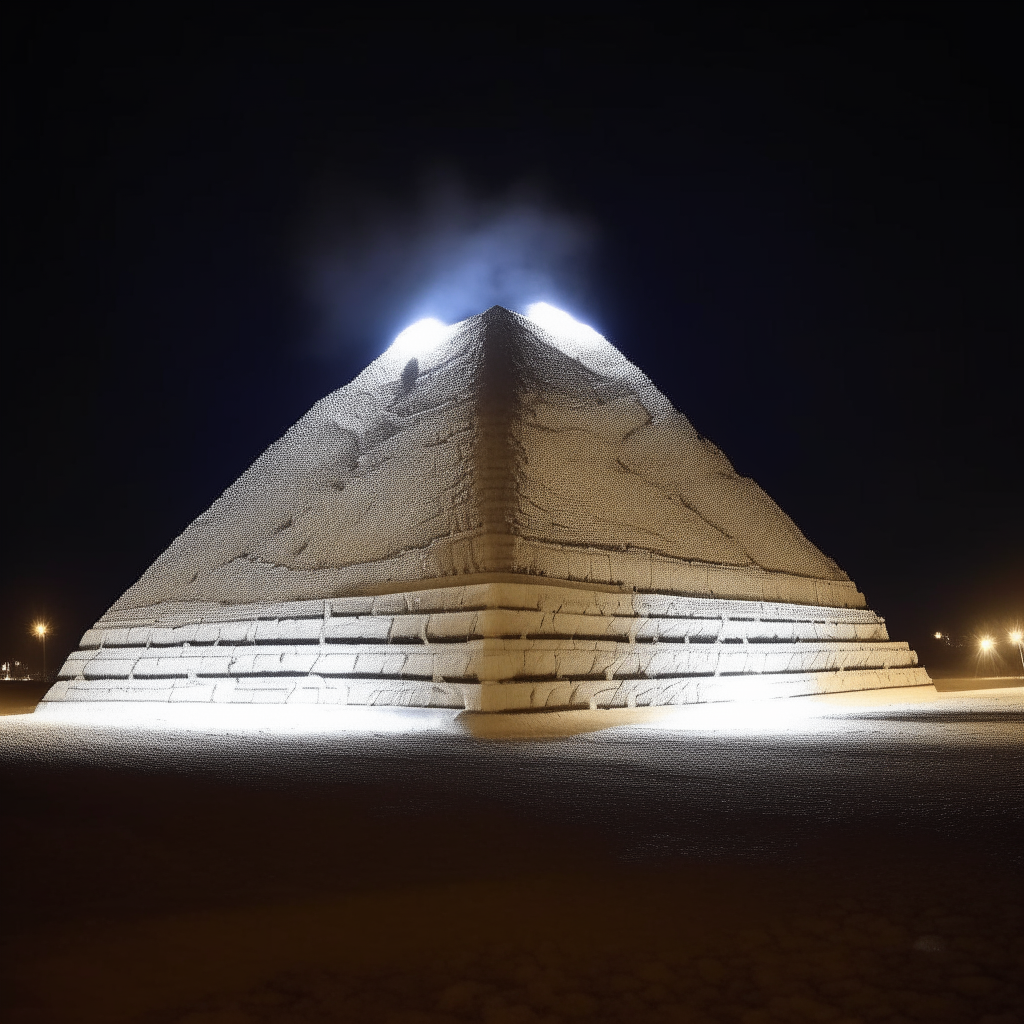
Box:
[109,305,861,610]
[44,306,927,711]
[47,582,926,711]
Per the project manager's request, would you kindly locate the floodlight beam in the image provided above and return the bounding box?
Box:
[390,318,449,358]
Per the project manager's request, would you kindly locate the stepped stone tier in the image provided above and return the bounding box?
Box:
[44,305,927,713]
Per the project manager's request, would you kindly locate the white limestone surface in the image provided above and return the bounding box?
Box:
[107,306,861,611]
[43,306,926,712]
[44,580,927,711]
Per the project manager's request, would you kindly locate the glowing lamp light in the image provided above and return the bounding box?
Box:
[524,302,604,346]
[33,620,49,683]
[1010,631,1024,672]
[933,632,942,639]
[979,637,994,652]
[390,318,449,359]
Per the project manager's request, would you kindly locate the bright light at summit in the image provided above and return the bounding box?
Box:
[390,318,448,358]
[525,302,604,346]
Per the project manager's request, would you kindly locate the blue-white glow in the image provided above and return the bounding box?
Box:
[525,302,605,346]
[390,318,449,358]
[302,178,596,355]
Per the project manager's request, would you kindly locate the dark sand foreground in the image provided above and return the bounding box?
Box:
[1,686,1021,1024]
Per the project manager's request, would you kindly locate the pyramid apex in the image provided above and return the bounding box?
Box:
[479,304,516,321]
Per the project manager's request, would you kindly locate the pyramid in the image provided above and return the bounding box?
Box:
[44,306,927,712]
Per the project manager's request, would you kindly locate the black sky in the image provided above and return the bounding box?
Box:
[2,9,1021,677]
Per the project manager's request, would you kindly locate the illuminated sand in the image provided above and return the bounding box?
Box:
[2,686,1020,1023]
[43,305,926,713]
[30,682,1021,739]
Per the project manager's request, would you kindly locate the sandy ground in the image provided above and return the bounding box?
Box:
[1,685,1021,1024]
[0,682,50,716]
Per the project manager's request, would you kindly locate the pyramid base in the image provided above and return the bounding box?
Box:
[40,667,932,714]
[463,667,931,711]
[44,581,928,714]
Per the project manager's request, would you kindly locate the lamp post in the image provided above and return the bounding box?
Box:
[33,622,48,683]
[1011,631,1024,674]
[977,636,994,678]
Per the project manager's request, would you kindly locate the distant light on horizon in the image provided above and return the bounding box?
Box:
[933,631,942,639]
[1010,631,1024,672]
[524,302,604,346]
[390,318,449,358]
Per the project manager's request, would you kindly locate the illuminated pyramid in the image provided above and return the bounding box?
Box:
[44,305,927,712]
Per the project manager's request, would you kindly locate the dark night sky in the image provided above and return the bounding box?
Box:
[2,10,1021,677]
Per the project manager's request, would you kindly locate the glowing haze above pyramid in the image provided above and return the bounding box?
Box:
[44,304,926,713]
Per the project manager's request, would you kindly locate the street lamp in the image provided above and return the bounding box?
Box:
[1010,631,1024,673]
[977,636,995,678]
[33,621,48,683]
